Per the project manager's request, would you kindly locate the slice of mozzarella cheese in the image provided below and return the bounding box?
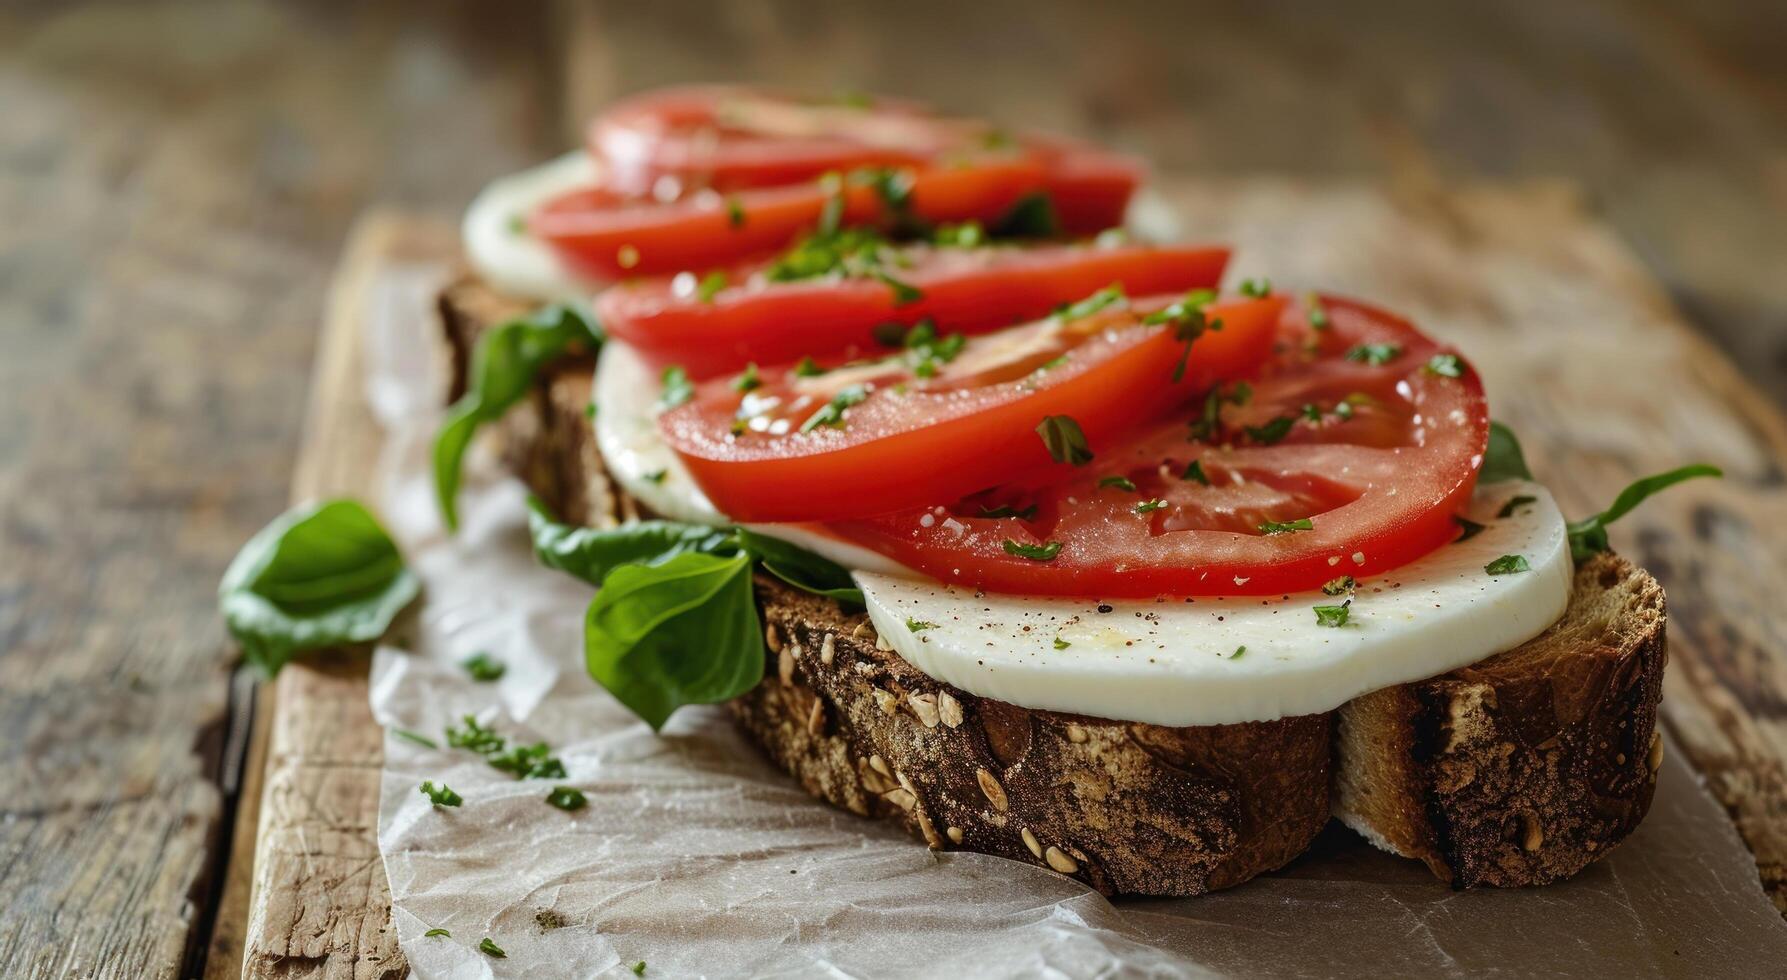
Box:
[463,151,606,302]
[858,480,1572,727]
[591,339,912,575]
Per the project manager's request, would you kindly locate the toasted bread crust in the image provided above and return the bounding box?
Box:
[442,276,1666,894]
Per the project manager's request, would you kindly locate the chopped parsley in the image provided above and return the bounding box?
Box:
[902,319,966,377]
[988,191,1059,238]
[726,195,745,228]
[424,928,450,938]
[799,385,870,432]
[487,741,567,780]
[1301,403,1324,422]
[732,362,762,393]
[1230,645,1247,660]
[1003,539,1062,562]
[632,962,647,976]
[1239,277,1272,298]
[392,728,438,749]
[460,652,505,682]
[1097,475,1136,492]
[1321,575,1356,596]
[1244,415,1297,445]
[1143,288,1221,383]
[1133,498,1167,514]
[1484,554,1532,575]
[1454,515,1487,542]
[1425,353,1462,378]
[1181,459,1210,484]
[1188,381,1250,441]
[905,618,938,632]
[1258,518,1313,534]
[419,781,462,807]
[1345,343,1402,366]
[1056,284,1126,322]
[696,270,728,303]
[656,365,693,411]
[873,269,924,305]
[1036,415,1094,466]
[1313,601,1352,628]
[978,503,1038,520]
[1497,494,1536,518]
[445,715,505,754]
[479,937,506,959]
[793,356,825,377]
[1306,294,1331,331]
[934,220,985,248]
[546,786,588,811]
[643,469,667,484]
[1053,636,1071,650]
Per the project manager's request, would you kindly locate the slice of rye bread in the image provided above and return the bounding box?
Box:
[440,274,1668,893]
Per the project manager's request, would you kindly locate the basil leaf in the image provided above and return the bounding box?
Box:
[527,498,736,585]
[1036,415,1093,465]
[435,303,601,530]
[1481,420,1533,482]
[989,192,1059,238]
[735,528,864,606]
[1566,464,1722,562]
[583,552,764,730]
[1484,554,1531,575]
[219,499,419,677]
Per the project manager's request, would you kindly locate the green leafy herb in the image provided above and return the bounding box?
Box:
[1134,498,1167,514]
[1097,475,1136,492]
[1056,285,1126,322]
[978,503,1038,520]
[643,469,668,484]
[901,319,967,377]
[1454,515,1487,542]
[657,365,694,411]
[218,499,420,677]
[1143,288,1221,382]
[1035,353,1069,373]
[906,618,937,632]
[393,729,438,749]
[1321,575,1356,596]
[1425,353,1463,378]
[434,303,601,529]
[479,938,506,959]
[732,362,762,393]
[584,551,764,730]
[1188,382,1251,441]
[1053,636,1071,650]
[420,781,463,807]
[934,220,986,248]
[1181,459,1210,484]
[1482,421,1534,482]
[632,962,647,976]
[1497,495,1537,518]
[735,528,864,605]
[988,191,1059,238]
[1313,601,1352,628]
[1244,416,1297,445]
[1484,554,1531,575]
[696,270,729,303]
[799,385,870,432]
[1003,539,1063,561]
[726,195,745,228]
[874,269,924,305]
[1306,294,1331,330]
[424,928,451,938]
[767,224,889,282]
[1230,645,1246,660]
[1345,343,1401,366]
[546,786,588,811]
[793,356,825,377]
[1566,464,1723,562]
[461,652,505,682]
[488,742,566,780]
[445,715,505,755]
[1301,403,1324,422]
[1258,518,1314,534]
[1036,415,1093,466]
[1239,278,1272,298]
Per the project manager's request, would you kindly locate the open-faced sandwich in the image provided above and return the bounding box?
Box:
[435,86,1716,896]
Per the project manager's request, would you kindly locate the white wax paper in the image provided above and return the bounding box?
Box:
[359,252,1787,980]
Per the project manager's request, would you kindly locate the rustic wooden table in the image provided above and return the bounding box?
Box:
[2,1,1783,977]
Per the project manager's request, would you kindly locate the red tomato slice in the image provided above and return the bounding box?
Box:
[829,295,1490,597]
[658,294,1284,522]
[599,242,1229,379]
[530,158,1048,280]
[585,86,1139,236]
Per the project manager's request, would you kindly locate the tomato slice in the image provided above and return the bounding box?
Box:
[530,158,1048,280]
[599,241,1229,379]
[658,294,1283,522]
[828,295,1490,597]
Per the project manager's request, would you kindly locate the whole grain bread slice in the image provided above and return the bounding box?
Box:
[441,274,1667,894]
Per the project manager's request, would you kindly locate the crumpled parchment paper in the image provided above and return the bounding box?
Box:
[361,259,1787,979]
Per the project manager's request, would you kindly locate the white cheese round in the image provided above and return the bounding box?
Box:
[857,481,1572,726]
[462,151,607,302]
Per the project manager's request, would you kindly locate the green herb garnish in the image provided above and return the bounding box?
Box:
[420,781,462,807]
[1425,353,1462,378]
[1056,284,1126,322]
[1258,518,1314,534]
[1484,554,1532,575]
[978,503,1038,520]
[1188,381,1250,441]
[425,928,450,938]
[906,618,938,632]
[1321,575,1355,596]
[1306,294,1331,330]
[1036,415,1093,466]
[546,786,588,811]
[1144,288,1221,383]
[393,729,438,749]
[479,937,506,958]
[793,356,825,377]
[697,270,728,303]
[445,715,506,755]
[732,362,762,393]
[1181,459,1210,484]
[1314,601,1352,627]
[1097,475,1136,492]
[726,195,745,228]
[1134,498,1167,514]
[988,191,1059,238]
[1497,495,1536,518]
[487,741,567,780]
[1003,539,1062,561]
[799,385,870,432]
[1566,464,1723,561]
[657,365,694,411]
[461,652,505,682]
[1454,516,1487,542]
[1244,416,1297,445]
[1230,645,1246,659]
[1053,636,1071,650]
[1239,278,1272,298]
[1345,343,1402,366]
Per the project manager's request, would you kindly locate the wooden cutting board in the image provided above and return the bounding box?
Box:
[208,179,1787,977]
